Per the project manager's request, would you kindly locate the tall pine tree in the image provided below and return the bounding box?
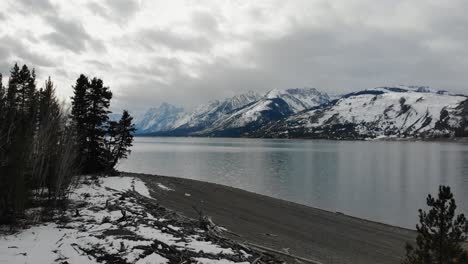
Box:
[71,75,116,173]
[1,63,80,224]
[0,64,38,223]
[85,77,112,172]
[70,74,90,161]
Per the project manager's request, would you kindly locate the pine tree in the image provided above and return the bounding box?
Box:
[0,74,6,137]
[0,64,38,223]
[71,75,114,173]
[85,77,112,172]
[70,74,135,174]
[0,74,5,114]
[70,74,90,161]
[16,65,36,118]
[1,64,79,224]
[403,186,468,264]
[105,110,136,172]
[0,73,6,219]
[6,63,20,111]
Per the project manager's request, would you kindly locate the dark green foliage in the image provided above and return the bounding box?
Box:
[0,63,135,225]
[0,64,37,223]
[403,186,468,264]
[69,75,134,174]
[0,64,79,225]
[71,74,90,158]
[85,77,112,173]
[0,74,5,114]
[105,110,136,172]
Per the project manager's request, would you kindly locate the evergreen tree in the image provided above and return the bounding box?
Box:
[16,65,36,118]
[70,74,134,174]
[0,64,38,223]
[0,73,6,219]
[105,110,136,171]
[70,74,90,161]
[403,186,468,264]
[0,63,79,224]
[0,74,6,135]
[6,63,20,111]
[85,77,112,172]
[0,74,5,114]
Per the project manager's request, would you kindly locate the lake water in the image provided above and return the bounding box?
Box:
[118,137,468,229]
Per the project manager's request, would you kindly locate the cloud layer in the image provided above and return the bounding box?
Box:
[0,0,467,113]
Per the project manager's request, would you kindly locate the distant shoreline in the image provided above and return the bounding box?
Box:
[121,171,416,264]
[135,134,468,143]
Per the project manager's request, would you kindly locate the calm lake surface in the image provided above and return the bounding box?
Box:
[118,137,468,229]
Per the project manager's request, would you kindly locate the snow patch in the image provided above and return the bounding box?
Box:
[135,253,169,264]
[101,176,152,198]
[157,183,174,191]
[0,176,258,264]
[194,257,250,264]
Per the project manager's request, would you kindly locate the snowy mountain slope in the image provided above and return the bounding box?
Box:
[135,103,184,133]
[260,86,468,139]
[194,98,294,137]
[137,86,468,139]
[265,88,330,112]
[195,88,330,136]
[170,91,262,132]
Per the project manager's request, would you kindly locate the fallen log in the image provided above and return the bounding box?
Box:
[245,242,323,264]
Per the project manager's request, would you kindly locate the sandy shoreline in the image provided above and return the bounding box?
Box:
[122,172,417,264]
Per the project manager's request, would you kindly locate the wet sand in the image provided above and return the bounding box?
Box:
[123,172,416,264]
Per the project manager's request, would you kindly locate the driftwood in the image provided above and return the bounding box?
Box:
[245,242,323,264]
[76,186,285,264]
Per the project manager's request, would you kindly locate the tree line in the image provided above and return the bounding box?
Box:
[0,63,135,225]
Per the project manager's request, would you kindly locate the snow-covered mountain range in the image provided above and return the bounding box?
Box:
[136,86,468,139]
[136,103,184,133]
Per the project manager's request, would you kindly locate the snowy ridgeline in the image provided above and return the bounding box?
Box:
[261,87,468,139]
[134,86,468,139]
[0,177,278,264]
[134,88,329,137]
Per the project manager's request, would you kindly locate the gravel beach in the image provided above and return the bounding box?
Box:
[126,172,417,264]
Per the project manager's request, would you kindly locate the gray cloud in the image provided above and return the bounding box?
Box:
[113,16,468,112]
[87,0,140,25]
[112,56,270,112]
[85,60,113,70]
[2,1,468,114]
[15,0,55,14]
[0,46,11,75]
[0,36,55,68]
[42,16,101,54]
[128,29,214,53]
[191,11,220,35]
[87,2,108,18]
[105,0,139,20]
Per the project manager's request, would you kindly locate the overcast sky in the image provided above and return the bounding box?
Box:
[0,0,467,113]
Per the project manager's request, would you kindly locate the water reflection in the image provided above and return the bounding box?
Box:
[119,137,468,228]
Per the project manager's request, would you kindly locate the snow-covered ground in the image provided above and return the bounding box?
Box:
[0,176,263,264]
